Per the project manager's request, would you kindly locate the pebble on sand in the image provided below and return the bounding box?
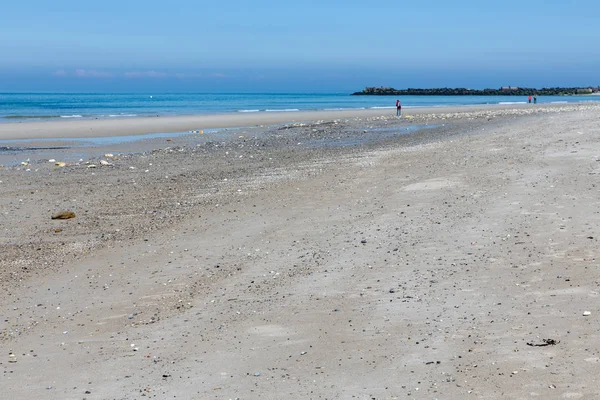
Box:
[51,211,76,220]
[583,311,592,316]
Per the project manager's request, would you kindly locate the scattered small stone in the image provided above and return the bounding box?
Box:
[51,211,76,220]
[253,372,260,376]
[360,239,367,244]
[583,311,591,316]
[527,338,559,347]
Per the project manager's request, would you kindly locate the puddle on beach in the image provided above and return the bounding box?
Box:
[0,123,442,167]
[305,124,442,148]
[0,128,235,166]
[0,146,69,151]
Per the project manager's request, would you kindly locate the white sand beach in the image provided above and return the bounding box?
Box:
[2,103,600,399]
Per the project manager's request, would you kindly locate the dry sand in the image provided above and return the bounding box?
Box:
[1,103,600,399]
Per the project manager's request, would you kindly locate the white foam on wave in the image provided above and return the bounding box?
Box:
[237,109,260,113]
[499,102,527,105]
[60,115,83,118]
[370,106,396,109]
[265,109,300,112]
[404,104,446,108]
[109,114,138,117]
[323,107,366,111]
[550,101,568,104]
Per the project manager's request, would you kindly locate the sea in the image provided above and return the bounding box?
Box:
[1,92,598,121]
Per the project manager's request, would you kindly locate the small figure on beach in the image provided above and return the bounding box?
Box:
[533,94,537,104]
[528,95,532,104]
[396,100,402,117]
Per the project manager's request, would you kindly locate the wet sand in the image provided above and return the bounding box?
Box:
[0,102,583,140]
[2,103,600,399]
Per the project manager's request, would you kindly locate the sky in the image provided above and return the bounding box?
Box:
[0,0,598,92]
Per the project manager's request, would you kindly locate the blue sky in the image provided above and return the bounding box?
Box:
[1,0,598,92]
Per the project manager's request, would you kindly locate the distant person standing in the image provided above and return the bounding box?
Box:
[533,94,537,104]
[528,95,532,104]
[396,99,402,117]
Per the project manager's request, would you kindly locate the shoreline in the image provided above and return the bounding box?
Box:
[1,102,598,141]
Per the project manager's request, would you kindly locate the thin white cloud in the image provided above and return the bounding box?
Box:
[127,71,229,79]
[54,69,229,79]
[174,72,207,79]
[75,69,114,78]
[124,70,168,78]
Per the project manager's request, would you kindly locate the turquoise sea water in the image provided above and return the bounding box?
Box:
[1,92,598,121]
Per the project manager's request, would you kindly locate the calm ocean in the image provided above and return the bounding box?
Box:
[1,92,598,121]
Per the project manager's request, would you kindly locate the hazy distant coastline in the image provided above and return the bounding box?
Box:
[352,86,600,96]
